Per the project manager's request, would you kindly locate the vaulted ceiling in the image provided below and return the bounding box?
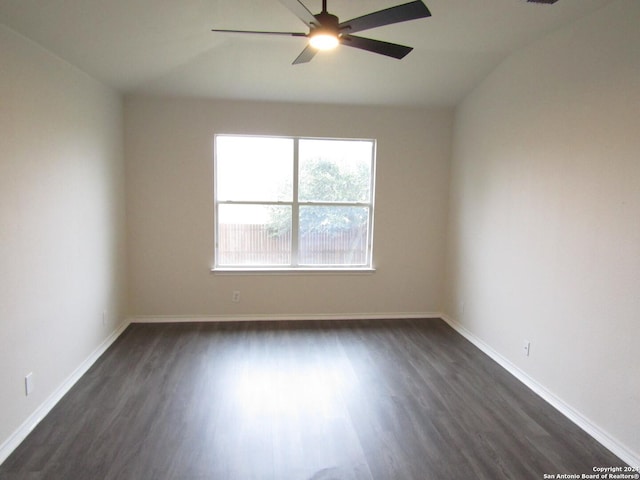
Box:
[0,0,614,106]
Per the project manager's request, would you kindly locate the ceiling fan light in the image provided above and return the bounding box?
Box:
[309,32,339,50]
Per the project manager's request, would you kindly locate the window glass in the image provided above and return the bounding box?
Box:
[298,206,369,265]
[298,139,372,202]
[216,136,293,202]
[217,204,292,266]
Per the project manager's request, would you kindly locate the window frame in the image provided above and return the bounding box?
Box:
[212,134,376,273]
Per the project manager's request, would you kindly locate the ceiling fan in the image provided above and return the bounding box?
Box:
[211,0,431,64]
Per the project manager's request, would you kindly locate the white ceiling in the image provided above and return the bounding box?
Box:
[0,0,614,107]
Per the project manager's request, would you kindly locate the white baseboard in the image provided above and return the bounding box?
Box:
[0,320,131,466]
[129,312,443,323]
[441,314,639,468]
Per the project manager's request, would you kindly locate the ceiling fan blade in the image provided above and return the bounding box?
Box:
[340,35,413,59]
[211,28,306,37]
[292,44,318,64]
[278,0,318,27]
[338,1,431,35]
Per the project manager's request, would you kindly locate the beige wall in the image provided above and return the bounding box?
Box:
[446,0,639,462]
[125,97,452,318]
[0,26,127,450]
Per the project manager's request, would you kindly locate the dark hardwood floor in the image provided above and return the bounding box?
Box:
[0,319,626,479]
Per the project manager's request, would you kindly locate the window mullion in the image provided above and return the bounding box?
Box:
[291,138,299,267]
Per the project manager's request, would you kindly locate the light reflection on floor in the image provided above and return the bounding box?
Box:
[232,359,351,419]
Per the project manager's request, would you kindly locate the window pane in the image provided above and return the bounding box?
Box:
[299,139,372,202]
[216,136,293,202]
[218,204,291,266]
[298,206,369,265]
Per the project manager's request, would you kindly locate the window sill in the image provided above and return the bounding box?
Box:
[211,267,376,275]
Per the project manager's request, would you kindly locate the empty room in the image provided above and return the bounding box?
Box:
[1,0,638,478]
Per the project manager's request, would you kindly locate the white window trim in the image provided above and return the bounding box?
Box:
[211,267,376,275]
[212,134,376,272]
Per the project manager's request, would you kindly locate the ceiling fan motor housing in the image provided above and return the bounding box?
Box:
[312,11,340,37]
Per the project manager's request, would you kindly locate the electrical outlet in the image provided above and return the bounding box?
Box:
[523,340,531,357]
[102,310,107,326]
[25,372,34,396]
[232,291,241,303]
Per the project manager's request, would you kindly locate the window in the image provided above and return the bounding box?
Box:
[214,134,376,271]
